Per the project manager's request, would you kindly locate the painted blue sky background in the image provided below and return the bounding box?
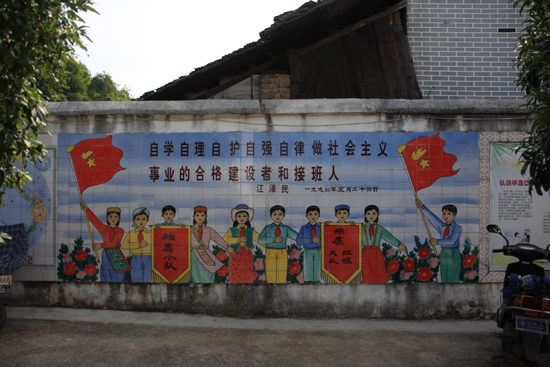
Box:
[56,132,480,247]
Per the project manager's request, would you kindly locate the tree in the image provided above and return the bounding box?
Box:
[514,0,550,195]
[39,57,92,102]
[88,72,132,101]
[0,0,96,241]
[39,58,132,102]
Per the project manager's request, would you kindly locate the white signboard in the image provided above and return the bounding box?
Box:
[490,143,550,270]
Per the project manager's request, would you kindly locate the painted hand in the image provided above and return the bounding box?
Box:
[415,199,423,208]
[398,243,408,253]
[92,243,101,251]
[228,247,236,256]
[275,236,284,243]
[312,236,321,243]
[239,236,248,242]
[139,240,148,248]
[429,238,437,247]
[80,202,88,211]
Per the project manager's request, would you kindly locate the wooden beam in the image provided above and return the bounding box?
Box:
[295,0,407,56]
[191,54,286,100]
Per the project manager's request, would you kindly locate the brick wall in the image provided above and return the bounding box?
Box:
[260,74,291,100]
[407,0,526,100]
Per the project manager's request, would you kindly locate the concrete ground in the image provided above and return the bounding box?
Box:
[1,307,549,367]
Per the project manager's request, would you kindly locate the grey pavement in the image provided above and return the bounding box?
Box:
[1,306,549,366]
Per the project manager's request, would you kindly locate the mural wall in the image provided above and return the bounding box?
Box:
[5,131,483,284]
[0,152,55,269]
[46,131,479,284]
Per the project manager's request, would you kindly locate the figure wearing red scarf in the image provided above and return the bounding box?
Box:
[80,202,130,282]
[223,204,262,283]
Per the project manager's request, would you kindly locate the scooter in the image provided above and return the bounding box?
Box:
[487,224,550,366]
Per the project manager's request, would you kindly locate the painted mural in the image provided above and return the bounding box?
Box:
[50,131,480,284]
[0,154,55,268]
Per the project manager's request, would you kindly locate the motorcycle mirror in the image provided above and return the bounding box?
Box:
[486,224,501,234]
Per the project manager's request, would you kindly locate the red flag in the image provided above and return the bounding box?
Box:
[68,136,125,194]
[398,133,459,192]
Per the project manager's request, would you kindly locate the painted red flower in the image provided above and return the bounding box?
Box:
[289,262,300,275]
[462,254,477,268]
[417,267,434,282]
[216,251,229,261]
[404,258,416,271]
[418,247,430,259]
[64,262,78,275]
[218,267,228,276]
[75,249,88,262]
[387,259,399,274]
[85,264,97,276]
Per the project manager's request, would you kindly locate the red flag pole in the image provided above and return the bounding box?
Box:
[398,145,438,256]
[67,145,100,262]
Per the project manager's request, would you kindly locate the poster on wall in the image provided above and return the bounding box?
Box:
[489,143,550,270]
[51,131,480,284]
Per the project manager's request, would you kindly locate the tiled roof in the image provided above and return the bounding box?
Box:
[139,0,402,100]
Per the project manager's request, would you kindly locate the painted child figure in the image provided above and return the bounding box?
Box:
[325,204,355,225]
[223,204,263,283]
[190,206,236,283]
[297,205,322,283]
[80,202,130,282]
[361,205,407,283]
[121,207,153,282]
[416,199,462,283]
[258,205,298,284]
[155,205,185,228]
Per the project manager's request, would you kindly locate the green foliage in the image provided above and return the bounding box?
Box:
[39,57,92,102]
[513,0,550,195]
[57,236,99,282]
[38,59,132,102]
[88,72,132,101]
[0,0,96,211]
